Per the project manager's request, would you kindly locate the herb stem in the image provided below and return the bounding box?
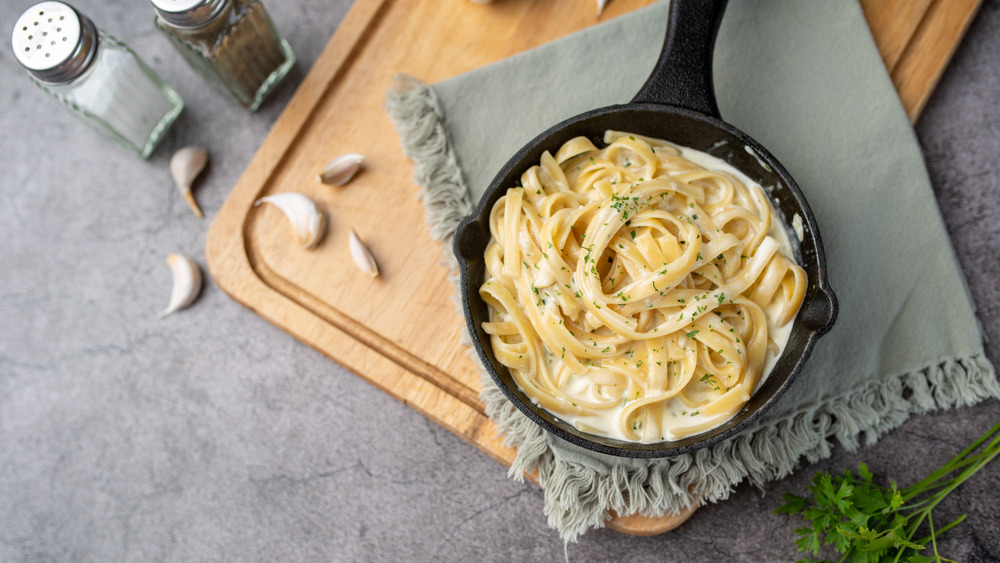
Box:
[900,419,1000,502]
[912,513,966,548]
[902,434,1000,543]
[892,420,1000,561]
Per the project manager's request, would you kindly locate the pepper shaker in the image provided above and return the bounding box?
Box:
[150,0,295,111]
[11,1,184,159]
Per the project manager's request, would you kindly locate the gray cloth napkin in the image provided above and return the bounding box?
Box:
[387,0,999,541]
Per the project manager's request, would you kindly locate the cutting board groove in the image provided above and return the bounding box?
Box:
[206,0,980,537]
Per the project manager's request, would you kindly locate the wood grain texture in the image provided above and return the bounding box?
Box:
[205,0,979,536]
[860,0,983,122]
[606,506,698,536]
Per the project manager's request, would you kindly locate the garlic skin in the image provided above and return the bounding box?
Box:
[170,146,209,219]
[596,0,609,16]
[349,227,379,277]
[317,153,365,186]
[254,192,327,249]
[160,254,203,318]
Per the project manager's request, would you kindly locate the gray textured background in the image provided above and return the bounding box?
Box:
[2,1,998,561]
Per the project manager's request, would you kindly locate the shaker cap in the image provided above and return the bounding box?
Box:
[11,1,97,83]
[150,0,229,29]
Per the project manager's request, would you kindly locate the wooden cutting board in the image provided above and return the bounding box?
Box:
[205,0,981,536]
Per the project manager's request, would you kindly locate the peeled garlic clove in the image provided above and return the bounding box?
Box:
[596,0,608,16]
[170,146,209,219]
[159,254,202,318]
[349,227,379,277]
[317,153,365,186]
[254,192,326,249]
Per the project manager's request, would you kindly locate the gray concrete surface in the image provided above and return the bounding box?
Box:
[2,1,999,561]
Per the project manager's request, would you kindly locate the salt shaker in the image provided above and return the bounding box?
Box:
[150,0,295,111]
[11,1,184,159]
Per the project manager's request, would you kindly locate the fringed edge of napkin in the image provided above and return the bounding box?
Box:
[385,75,1000,543]
[385,74,473,242]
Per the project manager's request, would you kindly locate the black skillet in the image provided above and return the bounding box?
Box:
[453,0,838,458]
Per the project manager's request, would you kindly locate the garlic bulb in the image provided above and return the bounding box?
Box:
[254,192,327,249]
[160,254,202,318]
[170,146,209,219]
[349,227,379,277]
[317,153,365,186]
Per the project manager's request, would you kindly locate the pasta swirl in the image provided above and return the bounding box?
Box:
[481,131,806,442]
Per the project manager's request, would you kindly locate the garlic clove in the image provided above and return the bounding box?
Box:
[159,254,203,318]
[170,146,209,219]
[349,227,379,277]
[254,192,327,249]
[317,153,365,186]
[596,0,608,16]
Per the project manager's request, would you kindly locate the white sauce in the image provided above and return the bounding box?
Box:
[744,144,772,172]
[792,213,804,241]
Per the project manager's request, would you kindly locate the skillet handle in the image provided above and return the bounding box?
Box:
[630,0,728,118]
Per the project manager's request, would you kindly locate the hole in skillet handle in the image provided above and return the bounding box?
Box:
[453,0,838,458]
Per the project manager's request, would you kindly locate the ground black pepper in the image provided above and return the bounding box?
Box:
[152,0,294,111]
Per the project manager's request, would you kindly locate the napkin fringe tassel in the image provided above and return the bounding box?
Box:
[386,75,1000,543]
[385,74,473,242]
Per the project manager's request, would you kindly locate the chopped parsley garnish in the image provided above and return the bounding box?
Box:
[700,373,720,390]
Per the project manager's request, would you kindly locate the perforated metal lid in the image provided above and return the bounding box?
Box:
[11,1,96,83]
[150,0,229,29]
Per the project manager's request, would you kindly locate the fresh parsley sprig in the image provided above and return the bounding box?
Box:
[775,418,1000,562]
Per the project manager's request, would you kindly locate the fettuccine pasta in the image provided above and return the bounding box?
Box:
[480,131,806,442]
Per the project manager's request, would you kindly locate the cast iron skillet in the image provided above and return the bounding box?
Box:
[453,0,838,458]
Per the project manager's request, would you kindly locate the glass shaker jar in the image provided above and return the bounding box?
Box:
[150,0,295,111]
[11,1,184,159]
